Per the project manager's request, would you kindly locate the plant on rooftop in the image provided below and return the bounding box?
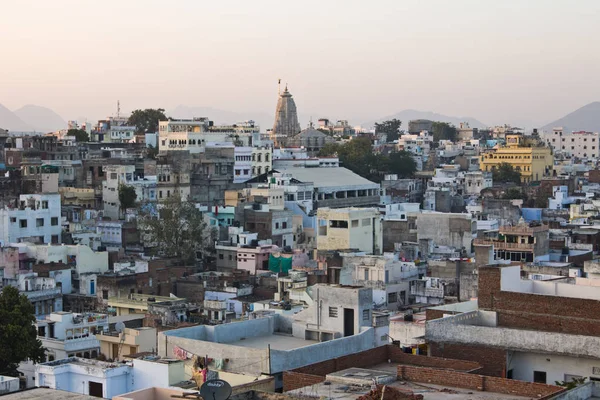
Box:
[0,286,45,376]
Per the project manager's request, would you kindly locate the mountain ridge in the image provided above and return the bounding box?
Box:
[541,101,600,133]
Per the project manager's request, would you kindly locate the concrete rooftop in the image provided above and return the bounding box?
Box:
[288,366,532,400]
[227,333,317,350]
[1,388,99,399]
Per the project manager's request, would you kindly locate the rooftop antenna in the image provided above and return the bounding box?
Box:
[117,100,121,118]
[278,79,281,95]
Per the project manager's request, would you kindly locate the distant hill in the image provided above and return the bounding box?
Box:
[541,101,600,133]
[0,103,33,131]
[169,105,274,130]
[362,109,487,130]
[14,104,67,132]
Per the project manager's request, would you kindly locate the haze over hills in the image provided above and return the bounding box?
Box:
[541,102,600,133]
[0,103,34,131]
[13,105,67,132]
[362,109,487,130]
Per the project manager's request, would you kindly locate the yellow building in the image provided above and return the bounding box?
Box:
[59,187,96,208]
[97,327,156,360]
[480,135,553,183]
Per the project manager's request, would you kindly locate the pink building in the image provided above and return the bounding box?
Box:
[237,245,277,275]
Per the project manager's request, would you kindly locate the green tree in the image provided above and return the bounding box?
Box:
[118,184,138,218]
[128,108,168,134]
[493,163,521,184]
[502,187,526,200]
[318,137,416,182]
[68,128,89,142]
[0,286,45,376]
[388,150,417,178]
[375,119,402,142]
[139,193,215,264]
[431,121,458,142]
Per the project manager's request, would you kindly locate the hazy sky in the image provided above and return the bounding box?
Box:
[1,0,599,127]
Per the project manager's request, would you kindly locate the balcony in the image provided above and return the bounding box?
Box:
[473,238,534,251]
[43,335,100,353]
[204,300,227,310]
[24,288,61,302]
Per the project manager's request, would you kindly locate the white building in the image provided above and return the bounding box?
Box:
[102,165,157,220]
[19,312,110,387]
[233,146,253,183]
[0,194,62,245]
[16,243,109,278]
[158,118,258,153]
[35,356,184,398]
[546,128,600,159]
[252,146,272,176]
[317,207,383,254]
[463,171,493,196]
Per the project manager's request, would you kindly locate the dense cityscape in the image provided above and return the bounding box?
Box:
[2,2,600,400]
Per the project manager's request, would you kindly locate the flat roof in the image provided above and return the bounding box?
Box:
[273,167,378,190]
[0,388,98,399]
[227,333,317,350]
[288,365,531,400]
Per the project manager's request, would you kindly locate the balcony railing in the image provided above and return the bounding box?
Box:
[473,238,534,251]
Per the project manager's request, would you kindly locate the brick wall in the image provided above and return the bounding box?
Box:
[429,342,506,377]
[479,266,600,335]
[397,365,564,399]
[358,385,423,400]
[282,372,325,392]
[425,309,445,321]
[387,345,480,372]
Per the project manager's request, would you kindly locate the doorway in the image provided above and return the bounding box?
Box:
[343,308,354,337]
[89,381,103,398]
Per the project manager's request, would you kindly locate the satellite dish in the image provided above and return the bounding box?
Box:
[115,321,126,333]
[200,379,232,400]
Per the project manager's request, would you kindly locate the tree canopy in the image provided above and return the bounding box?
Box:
[138,193,216,264]
[0,286,45,376]
[375,119,402,142]
[493,163,521,184]
[67,128,89,142]
[319,137,416,182]
[118,184,138,218]
[431,121,458,142]
[128,108,168,134]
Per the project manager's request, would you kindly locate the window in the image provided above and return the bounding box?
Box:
[533,371,547,384]
[159,191,163,199]
[364,269,369,280]
[20,219,27,228]
[329,307,338,317]
[51,217,58,226]
[36,218,44,227]
[235,169,241,176]
[351,220,359,227]
[51,235,59,244]
[362,309,370,321]
[42,201,49,209]
[10,217,16,223]
[282,222,287,229]
[387,292,398,304]
[102,290,108,300]
[219,254,224,260]
[228,254,233,261]
[275,222,279,229]
[362,218,371,226]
